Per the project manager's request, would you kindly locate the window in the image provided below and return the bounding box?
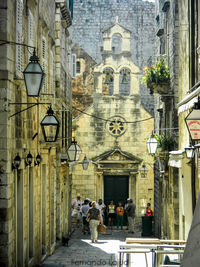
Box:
[41,37,48,93]
[111,33,122,54]
[49,51,54,95]
[28,9,34,49]
[72,54,76,78]
[76,61,80,73]
[102,67,114,95]
[107,116,126,136]
[16,0,24,77]
[119,68,130,96]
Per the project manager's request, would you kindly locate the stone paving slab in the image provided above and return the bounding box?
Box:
[41,229,149,267]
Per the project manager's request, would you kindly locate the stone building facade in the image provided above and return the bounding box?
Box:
[153,0,200,247]
[151,0,180,239]
[176,1,200,265]
[71,23,155,230]
[0,0,73,266]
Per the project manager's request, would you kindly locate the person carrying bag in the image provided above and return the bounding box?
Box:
[87,201,103,243]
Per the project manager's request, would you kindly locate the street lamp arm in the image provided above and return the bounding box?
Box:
[8,103,52,118]
[0,40,35,49]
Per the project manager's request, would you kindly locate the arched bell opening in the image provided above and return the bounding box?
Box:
[102,67,114,95]
[119,68,130,96]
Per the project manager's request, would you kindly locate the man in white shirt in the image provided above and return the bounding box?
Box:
[96,199,106,223]
[71,194,83,227]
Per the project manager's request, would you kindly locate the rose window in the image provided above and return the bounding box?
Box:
[107,117,126,136]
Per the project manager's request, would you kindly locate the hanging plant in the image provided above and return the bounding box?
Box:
[142,55,170,94]
[154,134,174,152]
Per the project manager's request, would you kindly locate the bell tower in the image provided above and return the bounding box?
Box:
[94,22,140,96]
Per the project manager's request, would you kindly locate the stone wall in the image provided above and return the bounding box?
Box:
[0,0,72,266]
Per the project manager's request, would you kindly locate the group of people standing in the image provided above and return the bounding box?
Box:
[71,195,137,242]
[107,199,136,233]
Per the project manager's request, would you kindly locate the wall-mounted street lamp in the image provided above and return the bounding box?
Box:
[185,103,200,141]
[23,48,45,97]
[139,164,149,178]
[12,154,21,170]
[184,144,195,159]
[34,154,42,166]
[0,41,44,98]
[40,106,60,142]
[68,154,101,171]
[25,152,33,167]
[66,138,82,161]
[82,155,89,170]
[146,132,158,155]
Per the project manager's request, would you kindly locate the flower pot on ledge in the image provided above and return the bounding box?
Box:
[156,148,169,159]
[147,82,169,95]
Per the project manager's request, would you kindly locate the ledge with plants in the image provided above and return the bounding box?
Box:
[142,55,170,95]
[154,134,174,159]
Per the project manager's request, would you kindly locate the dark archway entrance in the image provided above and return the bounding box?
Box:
[104,175,129,226]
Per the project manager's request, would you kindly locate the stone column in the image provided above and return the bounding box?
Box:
[95,171,103,200]
[129,172,137,205]
[94,72,102,95]
[113,72,119,95]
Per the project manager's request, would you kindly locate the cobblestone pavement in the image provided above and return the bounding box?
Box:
[41,227,153,267]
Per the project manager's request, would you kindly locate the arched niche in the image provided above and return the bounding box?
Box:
[102,67,114,96]
[111,33,122,54]
[119,68,130,96]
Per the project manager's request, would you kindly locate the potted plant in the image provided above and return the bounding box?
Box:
[142,55,170,94]
[155,134,174,153]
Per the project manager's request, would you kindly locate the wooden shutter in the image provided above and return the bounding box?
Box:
[41,37,48,93]
[28,9,34,48]
[72,54,76,78]
[16,0,24,77]
[49,51,54,95]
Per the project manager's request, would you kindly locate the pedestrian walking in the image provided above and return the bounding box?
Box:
[87,201,103,243]
[116,202,124,230]
[96,199,106,223]
[80,199,90,234]
[126,199,136,234]
[71,194,83,227]
[107,200,116,229]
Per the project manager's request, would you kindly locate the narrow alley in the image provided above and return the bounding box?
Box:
[1,0,200,266]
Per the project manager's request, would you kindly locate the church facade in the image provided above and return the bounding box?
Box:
[71,23,154,227]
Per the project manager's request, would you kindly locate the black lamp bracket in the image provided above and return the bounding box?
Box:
[0,40,35,50]
[8,102,51,118]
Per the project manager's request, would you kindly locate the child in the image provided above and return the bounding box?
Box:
[116,202,124,230]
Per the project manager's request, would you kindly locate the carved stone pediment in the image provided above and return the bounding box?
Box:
[92,146,142,164]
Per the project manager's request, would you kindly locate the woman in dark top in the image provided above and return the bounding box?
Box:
[87,201,103,243]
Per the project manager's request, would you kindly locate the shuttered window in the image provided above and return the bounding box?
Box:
[49,51,54,95]
[28,9,34,48]
[41,37,48,93]
[16,0,24,77]
[72,54,76,78]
